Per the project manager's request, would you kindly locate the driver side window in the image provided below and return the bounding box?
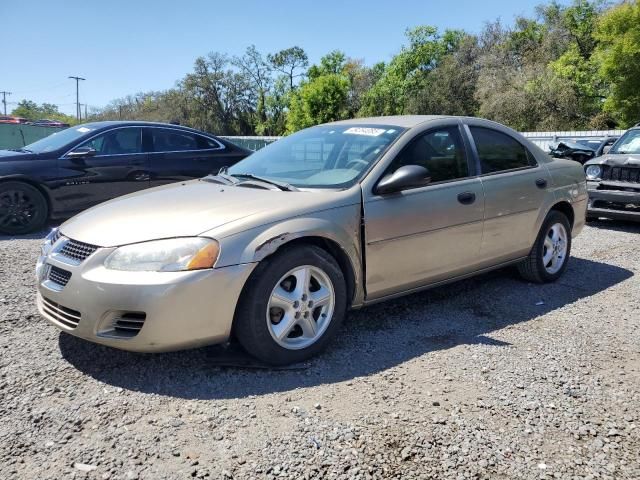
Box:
[388,127,469,183]
[79,128,142,156]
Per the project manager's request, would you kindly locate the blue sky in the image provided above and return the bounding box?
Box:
[2,0,566,116]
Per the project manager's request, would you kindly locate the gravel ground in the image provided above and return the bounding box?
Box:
[1,220,639,479]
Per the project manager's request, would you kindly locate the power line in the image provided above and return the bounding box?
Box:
[68,76,86,121]
[0,91,11,115]
[10,81,69,95]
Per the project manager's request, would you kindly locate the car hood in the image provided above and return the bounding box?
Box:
[0,149,33,159]
[60,180,358,247]
[584,153,640,167]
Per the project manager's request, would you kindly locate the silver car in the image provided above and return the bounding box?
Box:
[36,116,587,364]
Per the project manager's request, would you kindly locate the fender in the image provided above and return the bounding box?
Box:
[215,203,366,306]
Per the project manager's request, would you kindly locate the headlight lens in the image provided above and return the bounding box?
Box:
[585,165,602,180]
[104,238,220,272]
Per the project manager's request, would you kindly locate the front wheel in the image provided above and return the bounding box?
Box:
[518,210,572,283]
[234,245,347,365]
[0,182,49,235]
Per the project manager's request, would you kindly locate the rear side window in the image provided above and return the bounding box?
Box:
[470,127,535,174]
[196,135,224,150]
[151,129,199,152]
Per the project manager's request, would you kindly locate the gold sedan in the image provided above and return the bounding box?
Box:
[36,116,587,364]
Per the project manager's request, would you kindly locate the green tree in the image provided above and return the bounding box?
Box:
[359,26,465,116]
[287,74,350,132]
[11,100,76,124]
[594,0,640,126]
[268,46,309,90]
[406,35,480,116]
[549,1,605,124]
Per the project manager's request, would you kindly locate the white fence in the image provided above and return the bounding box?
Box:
[224,130,626,152]
[520,130,625,151]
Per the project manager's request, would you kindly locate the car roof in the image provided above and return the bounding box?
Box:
[327,115,519,130]
[329,115,455,128]
[80,120,198,128]
[73,120,228,138]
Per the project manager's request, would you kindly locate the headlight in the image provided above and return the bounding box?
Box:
[585,165,602,180]
[104,238,220,272]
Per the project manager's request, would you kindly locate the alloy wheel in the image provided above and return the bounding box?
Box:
[0,189,38,230]
[266,265,335,350]
[542,223,568,274]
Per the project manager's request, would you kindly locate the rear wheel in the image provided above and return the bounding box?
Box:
[518,210,572,283]
[234,245,347,365]
[0,182,48,235]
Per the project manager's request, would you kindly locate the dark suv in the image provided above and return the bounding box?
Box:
[0,121,250,234]
[584,125,640,221]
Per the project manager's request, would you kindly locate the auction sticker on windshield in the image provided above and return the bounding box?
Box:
[344,127,386,136]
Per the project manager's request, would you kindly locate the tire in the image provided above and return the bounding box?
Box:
[0,181,48,235]
[234,245,347,365]
[518,210,572,283]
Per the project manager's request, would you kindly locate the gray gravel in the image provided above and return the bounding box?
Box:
[1,220,639,479]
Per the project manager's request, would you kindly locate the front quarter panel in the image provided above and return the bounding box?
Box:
[204,203,365,306]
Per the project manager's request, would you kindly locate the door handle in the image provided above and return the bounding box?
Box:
[457,192,476,205]
[535,178,548,189]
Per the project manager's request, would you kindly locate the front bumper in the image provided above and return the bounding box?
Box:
[36,242,256,352]
[587,182,640,221]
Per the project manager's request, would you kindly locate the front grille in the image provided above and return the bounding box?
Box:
[602,166,640,183]
[41,296,81,329]
[112,313,147,338]
[59,238,99,263]
[48,265,71,287]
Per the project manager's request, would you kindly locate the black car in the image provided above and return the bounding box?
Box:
[584,126,640,222]
[0,121,251,234]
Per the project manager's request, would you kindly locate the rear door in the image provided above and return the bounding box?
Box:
[145,127,236,187]
[56,127,149,212]
[465,123,550,263]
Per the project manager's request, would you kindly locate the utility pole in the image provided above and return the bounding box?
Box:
[68,76,85,121]
[0,91,11,115]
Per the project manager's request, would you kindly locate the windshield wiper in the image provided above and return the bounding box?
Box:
[202,173,239,186]
[231,173,298,192]
[10,148,33,153]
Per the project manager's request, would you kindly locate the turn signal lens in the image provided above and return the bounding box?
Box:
[187,242,220,270]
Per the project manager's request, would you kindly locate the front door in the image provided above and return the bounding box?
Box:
[363,125,485,300]
[56,127,148,212]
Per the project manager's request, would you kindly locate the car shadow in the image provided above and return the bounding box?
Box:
[0,223,58,242]
[58,256,633,400]
[586,219,640,233]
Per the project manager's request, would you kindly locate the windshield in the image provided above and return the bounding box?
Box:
[227,124,405,189]
[22,124,101,153]
[610,129,640,155]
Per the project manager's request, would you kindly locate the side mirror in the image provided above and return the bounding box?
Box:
[67,146,97,158]
[375,165,431,195]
